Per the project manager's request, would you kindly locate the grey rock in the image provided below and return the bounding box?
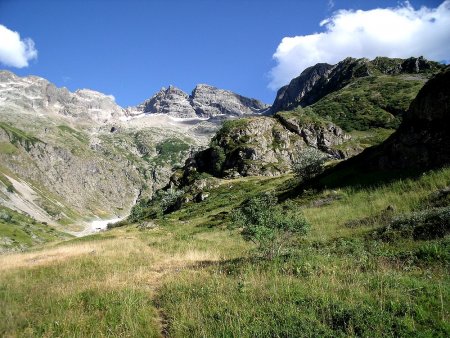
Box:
[276,113,350,158]
[0,70,125,123]
[191,84,269,117]
[138,85,197,118]
[132,84,269,119]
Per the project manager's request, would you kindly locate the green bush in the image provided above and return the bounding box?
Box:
[230,193,309,258]
[376,206,450,241]
[292,148,328,183]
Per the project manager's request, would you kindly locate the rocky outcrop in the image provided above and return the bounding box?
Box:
[177,114,351,180]
[271,57,444,115]
[134,84,269,118]
[136,86,197,118]
[180,117,302,178]
[275,111,351,158]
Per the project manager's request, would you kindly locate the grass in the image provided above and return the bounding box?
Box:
[0,122,42,152]
[1,167,449,337]
[309,75,427,131]
[0,206,70,253]
[57,125,89,144]
[0,142,18,155]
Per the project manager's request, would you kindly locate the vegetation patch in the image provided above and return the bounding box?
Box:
[57,125,89,144]
[0,206,69,252]
[0,122,41,151]
[309,75,426,131]
[375,206,450,241]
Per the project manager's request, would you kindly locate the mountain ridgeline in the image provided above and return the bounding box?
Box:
[134,84,269,118]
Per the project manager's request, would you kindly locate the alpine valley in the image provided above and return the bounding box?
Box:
[1,56,449,337]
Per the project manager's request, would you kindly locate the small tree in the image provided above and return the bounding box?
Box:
[292,148,328,182]
[230,193,309,259]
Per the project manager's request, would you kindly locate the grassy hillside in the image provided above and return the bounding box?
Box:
[0,205,70,253]
[309,74,427,131]
[1,166,448,337]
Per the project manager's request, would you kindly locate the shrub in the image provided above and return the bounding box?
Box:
[6,184,14,193]
[0,211,12,222]
[292,148,328,182]
[230,193,309,258]
[375,206,450,241]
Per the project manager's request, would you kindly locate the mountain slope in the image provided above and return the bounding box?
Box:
[0,70,271,233]
[271,57,444,131]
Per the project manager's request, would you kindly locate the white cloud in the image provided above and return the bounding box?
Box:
[0,24,38,68]
[269,1,450,90]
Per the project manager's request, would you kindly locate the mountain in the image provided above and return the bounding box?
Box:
[166,60,449,198]
[0,70,268,236]
[130,84,269,118]
[0,70,126,124]
[271,57,444,131]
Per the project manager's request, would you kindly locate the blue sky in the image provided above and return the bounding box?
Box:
[0,0,447,106]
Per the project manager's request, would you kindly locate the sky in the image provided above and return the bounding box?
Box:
[0,0,449,107]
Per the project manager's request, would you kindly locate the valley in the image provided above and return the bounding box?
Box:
[0,57,449,337]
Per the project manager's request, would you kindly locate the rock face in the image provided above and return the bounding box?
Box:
[271,63,333,113]
[136,86,197,118]
[0,70,125,123]
[191,84,269,117]
[271,57,444,114]
[275,112,351,158]
[177,114,350,180]
[134,84,269,118]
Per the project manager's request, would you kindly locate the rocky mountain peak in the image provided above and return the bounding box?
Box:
[134,83,269,119]
[0,70,126,122]
[139,86,196,118]
[271,63,333,113]
[190,84,269,117]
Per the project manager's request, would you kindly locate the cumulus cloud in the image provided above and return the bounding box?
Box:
[269,1,450,90]
[0,24,38,68]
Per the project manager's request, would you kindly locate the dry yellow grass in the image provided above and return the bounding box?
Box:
[0,242,99,271]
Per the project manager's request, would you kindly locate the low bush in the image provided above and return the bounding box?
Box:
[375,206,450,241]
[230,193,309,258]
[292,148,328,183]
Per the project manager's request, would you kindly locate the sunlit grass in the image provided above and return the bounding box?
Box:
[1,167,449,337]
